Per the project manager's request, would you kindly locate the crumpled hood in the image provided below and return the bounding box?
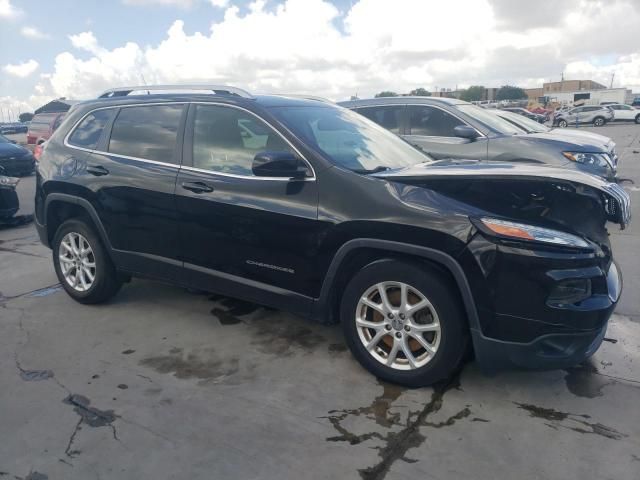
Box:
[374,159,631,229]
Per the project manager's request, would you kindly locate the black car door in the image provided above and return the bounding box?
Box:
[402,105,488,160]
[175,103,319,315]
[79,103,186,278]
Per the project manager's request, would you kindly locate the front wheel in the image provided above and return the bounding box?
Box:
[635,115,640,124]
[341,260,469,387]
[593,117,605,127]
[558,119,568,128]
[52,219,123,304]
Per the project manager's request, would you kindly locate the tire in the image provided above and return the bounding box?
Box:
[635,115,640,125]
[558,119,568,128]
[340,260,469,387]
[593,117,605,127]
[52,219,123,304]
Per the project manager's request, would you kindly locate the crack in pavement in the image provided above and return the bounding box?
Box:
[0,284,62,305]
[62,394,119,458]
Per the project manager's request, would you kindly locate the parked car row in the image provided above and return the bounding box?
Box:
[34,85,630,387]
[0,122,28,134]
[339,96,618,180]
[0,133,35,176]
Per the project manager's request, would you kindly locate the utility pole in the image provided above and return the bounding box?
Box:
[610,72,615,89]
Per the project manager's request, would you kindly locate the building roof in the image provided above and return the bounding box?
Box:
[34,99,82,115]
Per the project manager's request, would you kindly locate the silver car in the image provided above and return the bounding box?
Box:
[553,105,614,127]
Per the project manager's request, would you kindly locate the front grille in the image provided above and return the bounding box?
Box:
[604,183,631,229]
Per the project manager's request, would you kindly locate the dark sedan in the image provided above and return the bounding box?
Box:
[0,134,36,176]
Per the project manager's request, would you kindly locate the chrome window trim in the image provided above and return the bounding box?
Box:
[353,103,487,139]
[180,165,315,182]
[63,101,316,181]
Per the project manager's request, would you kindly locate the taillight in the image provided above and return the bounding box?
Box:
[34,144,43,161]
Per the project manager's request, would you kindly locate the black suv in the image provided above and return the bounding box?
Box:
[35,85,630,386]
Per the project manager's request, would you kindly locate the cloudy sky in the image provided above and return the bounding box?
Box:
[1,0,639,115]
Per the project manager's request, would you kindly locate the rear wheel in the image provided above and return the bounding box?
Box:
[52,219,123,304]
[558,119,568,128]
[341,260,469,387]
[593,117,605,127]
[635,114,640,125]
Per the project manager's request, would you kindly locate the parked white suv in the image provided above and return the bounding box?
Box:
[608,104,640,124]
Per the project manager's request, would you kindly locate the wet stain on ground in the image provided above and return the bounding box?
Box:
[471,417,490,423]
[19,369,54,382]
[564,361,614,398]
[140,347,240,381]
[24,473,48,480]
[323,375,470,480]
[62,394,118,457]
[515,402,626,440]
[211,308,243,325]
[250,318,326,356]
[117,384,128,390]
[121,349,136,355]
[328,343,348,353]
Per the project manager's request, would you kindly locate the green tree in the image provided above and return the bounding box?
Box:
[496,85,527,101]
[374,91,399,98]
[19,112,34,122]
[409,87,431,96]
[459,85,485,102]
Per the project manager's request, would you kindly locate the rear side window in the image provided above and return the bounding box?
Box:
[68,110,113,149]
[356,106,402,133]
[108,105,184,164]
[408,105,464,136]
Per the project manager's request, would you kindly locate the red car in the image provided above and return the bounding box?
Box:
[27,112,66,146]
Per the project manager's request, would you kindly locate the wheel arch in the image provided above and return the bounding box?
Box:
[312,239,480,332]
[44,193,113,253]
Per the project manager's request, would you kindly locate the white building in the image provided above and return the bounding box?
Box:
[546,88,633,106]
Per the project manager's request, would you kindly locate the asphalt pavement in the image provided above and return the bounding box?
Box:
[1,124,639,480]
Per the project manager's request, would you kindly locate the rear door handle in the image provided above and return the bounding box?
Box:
[87,165,109,176]
[181,181,214,194]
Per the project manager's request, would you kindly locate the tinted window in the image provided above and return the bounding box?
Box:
[356,106,403,133]
[192,105,294,176]
[108,105,183,163]
[408,105,465,136]
[268,105,431,171]
[69,110,112,149]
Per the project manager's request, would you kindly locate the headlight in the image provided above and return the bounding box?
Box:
[475,217,590,248]
[562,151,613,170]
[0,176,20,187]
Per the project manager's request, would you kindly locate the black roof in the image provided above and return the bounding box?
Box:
[34,99,82,115]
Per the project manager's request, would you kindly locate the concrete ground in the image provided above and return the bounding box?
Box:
[1,125,639,480]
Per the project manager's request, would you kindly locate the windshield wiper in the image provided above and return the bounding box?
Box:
[352,166,391,174]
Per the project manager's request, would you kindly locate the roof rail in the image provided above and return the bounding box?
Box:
[279,94,333,104]
[97,84,253,99]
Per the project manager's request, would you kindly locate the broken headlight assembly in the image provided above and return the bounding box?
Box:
[562,151,614,170]
[473,217,590,249]
[0,176,20,188]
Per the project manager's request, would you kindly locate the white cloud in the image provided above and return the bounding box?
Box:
[3,59,39,78]
[5,0,640,114]
[122,0,197,7]
[20,26,49,39]
[0,0,20,18]
[209,0,229,7]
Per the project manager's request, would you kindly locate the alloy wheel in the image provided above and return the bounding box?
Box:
[355,281,441,370]
[59,232,96,292]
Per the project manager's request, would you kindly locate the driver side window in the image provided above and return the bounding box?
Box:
[192,105,294,176]
[407,105,464,137]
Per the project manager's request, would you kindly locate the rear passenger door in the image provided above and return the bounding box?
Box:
[74,103,186,278]
[175,103,319,314]
[403,105,488,160]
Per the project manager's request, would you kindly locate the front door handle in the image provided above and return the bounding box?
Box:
[87,165,109,176]
[181,181,214,194]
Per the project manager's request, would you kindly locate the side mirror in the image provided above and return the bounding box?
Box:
[252,151,310,179]
[453,125,480,140]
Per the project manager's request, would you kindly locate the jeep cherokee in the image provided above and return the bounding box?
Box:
[35,85,630,387]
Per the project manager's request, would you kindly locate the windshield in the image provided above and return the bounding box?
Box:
[455,104,524,135]
[495,110,550,134]
[268,105,432,171]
